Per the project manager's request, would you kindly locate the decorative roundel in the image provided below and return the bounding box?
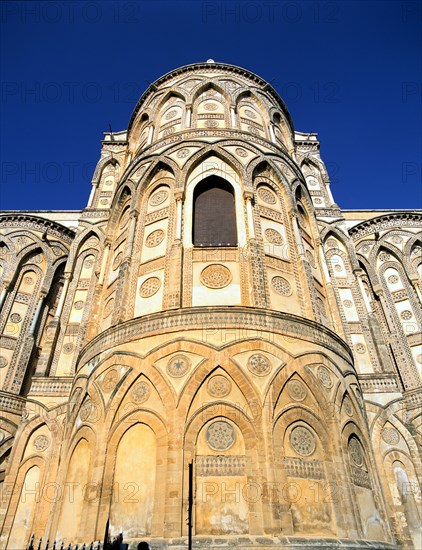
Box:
[382,426,400,445]
[80,400,93,422]
[343,300,353,308]
[145,229,165,248]
[52,247,62,257]
[103,298,114,318]
[101,369,119,393]
[387,274,399,284]
[207,375,231,398]
[100,199,109,205]
[326,239,338,249]
[63,343,74,354]
[150,188,169,206]
[139,277,161,298]
[74,300,84,310]
[235,147,248,158]
[247,354,271,376]
[248,125,259,135]
[391,235,403,244]
[348,437,364,467]
[355,343,366,354]
[23,276,34,285]
[400,310,412,320]
[112,252,123,270]
[416,354,422,365]
[10,313,22,323]
[287,380,307,402]
[177,148,190,158]
[204,102,218,111]
[265,228,284,245]
[308,178,318,187]
[379,252,390,262]
[0,357,8,368]
[257,187,277,205]
[84,258,94,269]
[165,109,177,120]
[205,119,218,128]
[271,276,292,296]
[206,421,236,451]
[334,264,343,272]
[306,250,316,267]
[244,109,257,119]
[314,198,323,205]
[33,254,43,265]
[290,426,316,456]
[360,245,371,254]
[343,396,353,416]
[131,381,151,404]
[167,354,191,378]
[317,365,333,388]
[200,264,232,289]
[34,434,49,451]
[163,127,175,136]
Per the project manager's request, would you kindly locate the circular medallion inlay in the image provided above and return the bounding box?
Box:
[247,354,271,376]
[382,426,400,445]
[101,369,119,392]
[205,119,218,128]
[163,127,175,136]
[379,252,390,262]
[104,298,114,318]
[206,421,236,451]
[112,252,123,270]
[343,299,353,308]
[235,147,248,158]
[100,199,109,205]
[334,264,343,272]
[207,375,231,398]
[349,437,364,466]
[80,400,92,422]
[290,426,316,456]
[317,365,333,388]
[10,313,22,323]
[84,258,94,269]
[145,229,165,248]
[200,264,232,289]
[150,189,169,206]
[63,343,74,354]
[314,198,323,205]
[34,434,49,451]
[74,300,84,310]
[0,357,8,368]
[391,235,403,244]
[248,125,259,135]
[257,187,277,205]
[343,396,353,416]
[177,148,190,158]
[131,381,151,404]
[287,379,307,402]
[165,109,177,120]
[265,228,284,245]
[326,239,338,249]
[271,276,292,296]
[361,245,371,254]
[24,276,34,285]
[388,274,399,284]
[400,310,412,320]
[244,108,257,119]
[167,354,191,378]
[355,343,366,354]
[416,354,422,365]
[139,277,161,298]
[204,102,218,111]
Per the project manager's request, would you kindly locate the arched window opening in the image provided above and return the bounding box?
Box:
[193,176,237,247]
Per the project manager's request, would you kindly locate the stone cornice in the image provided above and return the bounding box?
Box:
[349,212,422,241]
[0,213,76,244]
[77,306,354,371]
[127,62,294,135]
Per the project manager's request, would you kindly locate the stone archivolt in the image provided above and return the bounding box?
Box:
[0,62,420,550]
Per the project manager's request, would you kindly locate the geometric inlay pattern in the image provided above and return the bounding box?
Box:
[381,426,400,445]
[166,354,191,378]
[196,455,245,476]
[139,277,161,298]
[34,434,50,451]
[257,187,277,205]
[145,229,165,247]
[317,365,333,388]
[101,368,119,392]
[287,379,307,401]
[206,421,236,451]
[349,437,364,466]
[131,381,151,404]
[247,354,271,376]
[271,276,292,296]
[200,264,232,289]
[207,375,231,397]
[265,228,284,245]
[290,425,316,456]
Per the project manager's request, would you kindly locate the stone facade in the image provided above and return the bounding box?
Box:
[0,61,420,550]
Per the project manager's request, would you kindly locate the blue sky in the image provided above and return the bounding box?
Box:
[1,0,421,211]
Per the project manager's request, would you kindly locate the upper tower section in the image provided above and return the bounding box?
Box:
[125,61,295,158]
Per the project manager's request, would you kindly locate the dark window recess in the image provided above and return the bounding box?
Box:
[193,176,237,246]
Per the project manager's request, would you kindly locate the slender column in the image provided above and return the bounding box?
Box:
[410,277,422,303]
[185,105,192,128]
[355,271,373,314]
[230,106,236,127]
[125,210,138,257]
[175,193,183,240]
[291,215,305,256]
[326,183,335,205]
[87,183,98,207]
[147,125,154,145]
[244,192,255,238]
[54,273,71,319]
[269,123,276,143]
[98,242,111,286]
[0,286,8,312]
[29,292,46,334]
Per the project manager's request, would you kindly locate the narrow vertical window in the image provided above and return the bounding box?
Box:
[193,176,237,246]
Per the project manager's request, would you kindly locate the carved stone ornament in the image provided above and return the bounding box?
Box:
[145,229,165,247]
[176,148,190,158]
[235,147,248,158]
[131,381,151,404]
[0,357,8,368]
[317,365,333,388]
[265,228,284,245]
[101,369,119,392]
[247,353,271,376]
[290,425,316,456]
[287,379,307,401]
[167,354,191,377]
[139,277,161,298]
[104,298,114,318]
[74,300,85,310]
[10,313,22,323]
[112,252,123,270]
[257,187,277,205]
[349,437,364,467]
[207,375,231,397]
[80,400,92,422]
[34,434,50,451]
[355,343,366,354]
[200,264,232,289]
[206,421,236,451]
[271,276,292,296]
[381,426,400,445]
[343,396,353,416]
[150,189,169,206]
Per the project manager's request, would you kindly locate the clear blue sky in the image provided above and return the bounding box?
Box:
[1,0,421,211]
